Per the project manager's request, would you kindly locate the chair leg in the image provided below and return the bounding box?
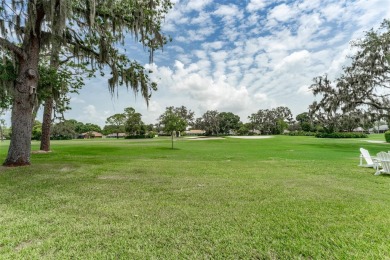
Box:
[374,164,381,175]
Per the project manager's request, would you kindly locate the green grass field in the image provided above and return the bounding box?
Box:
[1,135,390,258]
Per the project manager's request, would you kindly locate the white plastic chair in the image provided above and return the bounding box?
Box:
[359,148,379,168]
[375,152,390,175]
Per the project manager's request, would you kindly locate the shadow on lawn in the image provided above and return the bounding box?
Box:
[156,147,181,151]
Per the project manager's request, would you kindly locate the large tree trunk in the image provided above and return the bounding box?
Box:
[40,21,61,152]
[40,96,53,151]
[3,41,40,166]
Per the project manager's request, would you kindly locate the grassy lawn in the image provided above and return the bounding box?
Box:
[1,135,390,258]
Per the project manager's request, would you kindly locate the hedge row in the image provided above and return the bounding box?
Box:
[286,131,316,136]
[315,132,368,138]
[125,133,155,139]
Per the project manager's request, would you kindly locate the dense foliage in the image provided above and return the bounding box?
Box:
[315,132,368,138]
[0,0,173,166]
[385,131,390,143]
[287,131,316,137]
[310,19,390,133]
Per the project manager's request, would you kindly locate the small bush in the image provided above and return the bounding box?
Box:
[146,131,157,138]
[385,131,390,143]
[51,135,73,140]
[315,132,368,138]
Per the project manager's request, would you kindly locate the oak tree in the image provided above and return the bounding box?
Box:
[0,0,172,166]
[310,19,390,131]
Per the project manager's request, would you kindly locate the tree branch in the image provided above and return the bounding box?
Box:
[0,37,26,59]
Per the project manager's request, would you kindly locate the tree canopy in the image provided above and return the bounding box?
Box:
[105,113,126,138]
[249,107,293,135]
[0,0,172,166]
[310,19,390,131]
[159,106,186,148]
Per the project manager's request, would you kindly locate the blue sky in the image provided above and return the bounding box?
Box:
[40,0,390,126]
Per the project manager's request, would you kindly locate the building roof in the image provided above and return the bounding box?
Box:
[369,125,389,131]
[106,133,127,137]
[81,131,103,137]
[186,129,206,134]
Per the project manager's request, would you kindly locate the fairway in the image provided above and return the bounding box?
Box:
[1,135,390,258]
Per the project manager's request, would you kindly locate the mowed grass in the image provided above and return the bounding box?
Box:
[0,135,390,259]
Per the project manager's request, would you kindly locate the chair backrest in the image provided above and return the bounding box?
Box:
[377,152,390,173]
[360,148,374,165]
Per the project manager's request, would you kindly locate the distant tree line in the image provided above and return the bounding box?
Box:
[2,100,383,142]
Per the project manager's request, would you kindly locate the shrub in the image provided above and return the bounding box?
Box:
[51,135,73,140]
[125,134,155,139]
[385,131,390,143]
[146,131,157,138]
[315,132,368,138]
[287,131,316,136]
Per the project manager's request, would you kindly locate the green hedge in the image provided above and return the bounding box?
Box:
[125,133,155,139]
[385,131,390,143]
[315,132,368,138]
[287,131,316,136]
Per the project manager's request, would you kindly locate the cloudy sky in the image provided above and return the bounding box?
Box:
[38,0,390,126]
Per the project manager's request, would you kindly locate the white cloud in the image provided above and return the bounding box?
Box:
[275,50,311,71]
[297,0,321,11]
[148,62,256,117]
[70,96,86,104]
[77,105,111,126]
[321,3,346,22]
[187,0,212,12]
[268,4,297,22]
[201,41,225,50]
[213,4,244,25]
[214,4,239,16]
[191,12,212,25]
[246,0,267,12]
[297,85,312,96]
[187,27,215,41]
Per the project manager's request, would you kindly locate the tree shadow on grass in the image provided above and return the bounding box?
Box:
[156,147,181,151]
[376,174,390,178]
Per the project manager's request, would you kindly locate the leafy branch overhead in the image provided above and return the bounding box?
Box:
[0,0,172,103]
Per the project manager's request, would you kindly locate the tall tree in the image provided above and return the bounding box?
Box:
[38,61,85,150]
[82,123,102,133]
[159,107,186,149]
[249,107,293,135]
[192,117,204,130]
[310,19,390,127]
[295,112,312,131]
[106,113,126,138]
[51,121,77,140]
[158,106,193,136]
[38,56,87,151]
[218,112,241,135]
[173,106,195,127]
[0,0,172,166]
[202,110,220,135]
[124,107,144,136]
